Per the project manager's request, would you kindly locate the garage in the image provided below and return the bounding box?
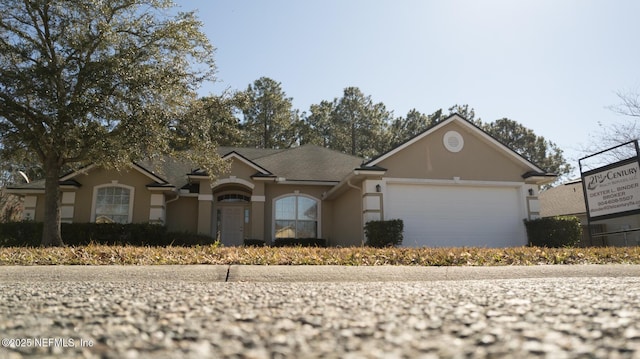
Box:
[386,183,527,248]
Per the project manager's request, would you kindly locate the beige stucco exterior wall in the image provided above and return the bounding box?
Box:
[329,187,363,247]
[69,167,155,223]
[378,122,528,182]
[166,197,198,233]
[227,159,260,181]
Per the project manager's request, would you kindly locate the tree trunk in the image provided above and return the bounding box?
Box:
[264,118,270,149]
[41,156,63,247]
[351,123,357,156]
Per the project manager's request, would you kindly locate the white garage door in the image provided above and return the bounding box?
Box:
[386,184,526,248]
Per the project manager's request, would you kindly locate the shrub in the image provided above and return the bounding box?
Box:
[272,238,326,247]
[365,219,404,248]
[0,221,42,247]
[60,223,169,246]
[524,216,582,248]
[0,221,215,247]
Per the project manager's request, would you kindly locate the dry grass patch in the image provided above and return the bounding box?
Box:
[1,245,640,266]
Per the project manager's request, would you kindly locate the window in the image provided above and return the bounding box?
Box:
[274,195,319,238]
[92,185,134,223]
[217,194,250,203]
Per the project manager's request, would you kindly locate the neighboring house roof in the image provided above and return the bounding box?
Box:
[4,179,48,193]
[539,179,586,217]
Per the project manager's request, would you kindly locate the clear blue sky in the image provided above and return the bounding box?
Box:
[174,0,640,176]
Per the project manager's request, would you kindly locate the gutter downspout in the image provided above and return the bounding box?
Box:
[347,179,365,246]
[165,190,181,205]
[346,179,360,191]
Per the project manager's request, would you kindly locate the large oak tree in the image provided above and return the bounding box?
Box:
[0,0,223,246]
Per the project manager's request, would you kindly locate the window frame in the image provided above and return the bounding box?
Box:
[272,194,321,239]
[91,183,135,224]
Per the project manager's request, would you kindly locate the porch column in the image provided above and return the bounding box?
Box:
[362,180,384,223]
[197,194,213,236]
[524,185,541,220]
[250,196,265,241]
[250,181,266,241]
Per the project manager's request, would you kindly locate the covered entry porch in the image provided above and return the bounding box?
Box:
[210,179,263,247]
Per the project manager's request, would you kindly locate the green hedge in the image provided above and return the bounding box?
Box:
[0,221,43,247]
[365,219,404,248]
[272,238,326,247]
[524,216,582,248]
[0,222,215,247]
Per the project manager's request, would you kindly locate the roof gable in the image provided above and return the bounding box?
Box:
[60,163,170,185]
[221,151,273,175]
[217,147,285,161]
[7,161,175,193]
[368,114,546,174]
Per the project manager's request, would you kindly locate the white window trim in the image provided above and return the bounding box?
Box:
[91,183,135,223]
[272,193,321,239]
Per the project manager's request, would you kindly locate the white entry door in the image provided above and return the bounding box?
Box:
[221,207,244,246]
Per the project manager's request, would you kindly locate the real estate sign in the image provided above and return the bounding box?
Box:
[582,158,640,220]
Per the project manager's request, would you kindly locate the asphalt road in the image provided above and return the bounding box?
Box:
[0,265,639,358]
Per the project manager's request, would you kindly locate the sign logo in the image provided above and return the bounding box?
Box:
[587,166,638,191]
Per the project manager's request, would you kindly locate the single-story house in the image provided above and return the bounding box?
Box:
[539,179,640,246]
[6,114,556,247]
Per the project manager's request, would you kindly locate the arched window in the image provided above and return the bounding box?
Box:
[217,194,250,203]
[274,195,319,238]
[92,184,134,223]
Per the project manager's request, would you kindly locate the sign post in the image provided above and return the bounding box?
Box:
[579,140,640,245]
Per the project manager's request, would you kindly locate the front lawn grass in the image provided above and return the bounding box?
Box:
[1,245,639,266]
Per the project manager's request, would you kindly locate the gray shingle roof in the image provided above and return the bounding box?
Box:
[137,156,195,188]
[250,145,364,182]
[5,145,365,191]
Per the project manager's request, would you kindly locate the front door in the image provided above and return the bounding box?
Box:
[221,206,244,246]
